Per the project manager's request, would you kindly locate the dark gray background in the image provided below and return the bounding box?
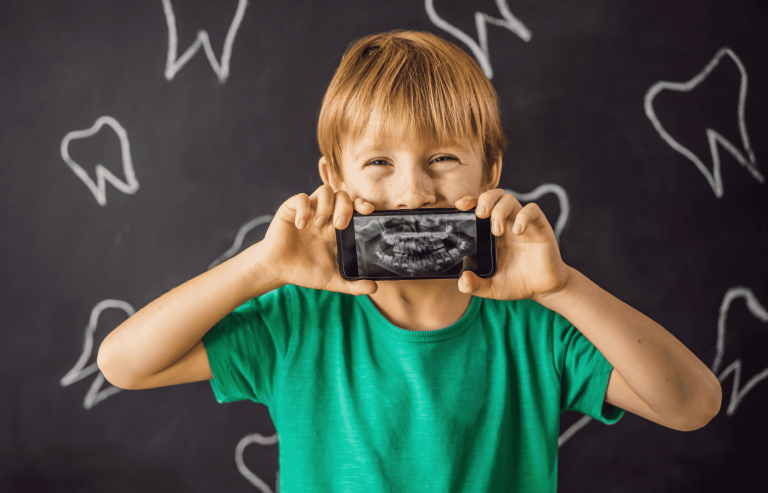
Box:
[1,1,766,491]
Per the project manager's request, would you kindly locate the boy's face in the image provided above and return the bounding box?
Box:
[320,129,501,210]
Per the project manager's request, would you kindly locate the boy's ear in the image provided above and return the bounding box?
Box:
[485,156,503,190]
[318,156,344,192]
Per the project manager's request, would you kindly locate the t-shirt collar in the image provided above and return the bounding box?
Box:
[355,293,482,342]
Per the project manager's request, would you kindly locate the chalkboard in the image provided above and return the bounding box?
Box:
[1,1,766,491]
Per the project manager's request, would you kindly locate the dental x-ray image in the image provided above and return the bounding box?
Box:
[354,213,478,278]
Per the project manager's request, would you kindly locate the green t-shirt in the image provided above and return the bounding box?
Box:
[203,284,624,492]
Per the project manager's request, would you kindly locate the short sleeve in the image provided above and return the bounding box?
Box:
[551,310,624,425]
[202,285,295,406]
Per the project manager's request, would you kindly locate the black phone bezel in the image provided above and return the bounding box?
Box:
[335,207,496,281]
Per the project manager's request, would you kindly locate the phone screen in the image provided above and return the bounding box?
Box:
[338,209,494,280]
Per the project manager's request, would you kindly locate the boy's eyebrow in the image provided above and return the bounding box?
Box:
[353,147,386,160]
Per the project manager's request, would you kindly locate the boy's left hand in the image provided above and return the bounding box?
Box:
[455,189,570,301]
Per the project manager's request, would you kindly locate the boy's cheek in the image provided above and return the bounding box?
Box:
[353,187,388,210]
[352,181,477,211]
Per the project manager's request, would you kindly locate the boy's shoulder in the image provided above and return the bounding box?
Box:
[276,284,345,301]
[265,284,351,311]
[481,295,557,321]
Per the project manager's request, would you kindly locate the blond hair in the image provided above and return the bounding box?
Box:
[317,30,506,184]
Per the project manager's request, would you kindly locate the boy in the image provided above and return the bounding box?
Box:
[98,30,722,491]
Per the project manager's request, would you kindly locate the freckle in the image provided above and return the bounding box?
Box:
[637,339,641,343]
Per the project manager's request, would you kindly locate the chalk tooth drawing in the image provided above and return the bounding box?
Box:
[644,48,764,198]
[161,0,248,83]
[235,432,279,493]
[504,184,570,245]
[60,116,139,207]
[425,0,531,79]
[208,215,273,270]
[711,287,768,416]
[60,299,136,409]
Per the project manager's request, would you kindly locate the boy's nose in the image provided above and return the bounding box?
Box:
[394,168,436,209]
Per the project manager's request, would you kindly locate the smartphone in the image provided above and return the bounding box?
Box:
[336,207,496,281]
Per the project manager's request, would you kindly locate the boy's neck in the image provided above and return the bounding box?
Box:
[366,279,473,331]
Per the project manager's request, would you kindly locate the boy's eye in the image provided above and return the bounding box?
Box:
[365,156,457,167]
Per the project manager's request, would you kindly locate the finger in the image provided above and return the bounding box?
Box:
[310,184,335,227]
[455,195,478,211]
[326,274,378,295]
[458,271,493,298]
[475,188,508,218]
[512,202,548,235]
[353,197,375,215]
[332,190,354,229]
[489,193,520,236]
[294,193,312,229]
[345,279,378,296]
[277,193,312,228]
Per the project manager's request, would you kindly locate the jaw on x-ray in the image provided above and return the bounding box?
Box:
[354,213,478,278]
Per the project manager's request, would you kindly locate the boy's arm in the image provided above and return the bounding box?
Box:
[455,189,722,432]
[97,243,283,390]
[535,266,722,431]
[97,186,377,390]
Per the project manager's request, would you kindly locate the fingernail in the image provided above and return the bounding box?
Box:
[477,204,486,216]
[492,221,501,235]
[514,222,522,234]
[298,219,306,229]
[335,216,346,228]
[314,215,326,227]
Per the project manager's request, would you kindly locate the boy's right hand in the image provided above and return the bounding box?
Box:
[248,184,378,296]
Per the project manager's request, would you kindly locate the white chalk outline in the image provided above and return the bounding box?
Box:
[162,0,248,83]
[425,0,531,79]
[644,48,764,198]
[711,287,768,416]
[60,299,136,410]
[504,184,569,245]
[236,432,279,493]
[208,215,273,270]
[558,415,592,448]
[60,116,139,207]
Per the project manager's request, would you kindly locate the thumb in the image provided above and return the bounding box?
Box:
[346,279,378,296]
[458,271,491,297]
